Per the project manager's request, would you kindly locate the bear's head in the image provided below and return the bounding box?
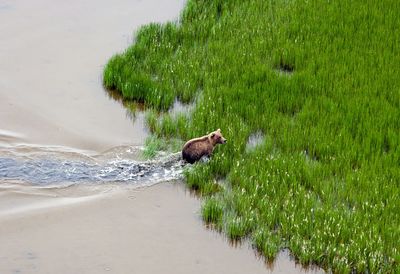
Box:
[209,128,227,145]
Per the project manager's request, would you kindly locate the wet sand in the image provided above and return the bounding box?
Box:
[0,1,324,273]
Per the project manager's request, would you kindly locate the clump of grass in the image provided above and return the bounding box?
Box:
[142,136,164,159]
[202,197,224,226]
[145,110,189,139]
[184,164,222,196]
[225,214,253,241]
[142,135,183,159]
[253,228,281,261]
[104,0,400,272]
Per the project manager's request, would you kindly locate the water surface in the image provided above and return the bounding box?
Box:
[0,0,187,151]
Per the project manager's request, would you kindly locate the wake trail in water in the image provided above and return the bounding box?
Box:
[0,146,185,187]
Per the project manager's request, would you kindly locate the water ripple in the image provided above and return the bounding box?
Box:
[0,152,184,187]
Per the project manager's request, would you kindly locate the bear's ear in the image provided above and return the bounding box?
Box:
[211,133,216,138]
[217,128,221,132]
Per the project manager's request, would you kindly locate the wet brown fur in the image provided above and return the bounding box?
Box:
[182,129,227,164]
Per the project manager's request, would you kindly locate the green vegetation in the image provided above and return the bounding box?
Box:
[104,0,400,272]
[142,135,183,159]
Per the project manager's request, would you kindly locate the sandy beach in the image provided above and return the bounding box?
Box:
[0,0,323,273]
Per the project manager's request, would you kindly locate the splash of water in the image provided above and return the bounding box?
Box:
[0,146,184,187]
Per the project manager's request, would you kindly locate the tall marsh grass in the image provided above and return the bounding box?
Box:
[104,0,400,272]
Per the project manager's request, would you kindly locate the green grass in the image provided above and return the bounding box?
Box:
[142,135,183,159]
[104,0,400,272]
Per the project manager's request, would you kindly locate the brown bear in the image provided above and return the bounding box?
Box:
[182,129,227,164]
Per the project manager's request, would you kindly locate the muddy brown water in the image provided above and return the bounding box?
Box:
[0,0,161,151]
[0,1,324,273]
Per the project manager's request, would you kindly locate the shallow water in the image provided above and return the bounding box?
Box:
[246,131,265,151]
[0,145,184,187]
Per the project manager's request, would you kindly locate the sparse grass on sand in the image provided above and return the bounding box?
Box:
[104,0,400,272]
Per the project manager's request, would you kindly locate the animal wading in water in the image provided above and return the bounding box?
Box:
[182,129,227,164]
